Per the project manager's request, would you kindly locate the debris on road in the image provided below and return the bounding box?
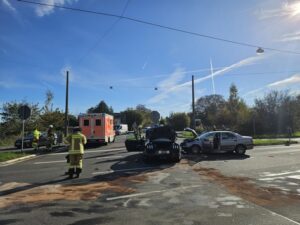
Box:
[0,173,149,209]
[193,166,300,206]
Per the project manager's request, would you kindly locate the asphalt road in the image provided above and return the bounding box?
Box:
[0,136,300,225]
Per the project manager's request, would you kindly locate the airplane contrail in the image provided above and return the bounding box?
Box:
[210,58,216,95]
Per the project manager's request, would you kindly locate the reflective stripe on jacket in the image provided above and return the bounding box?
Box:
[67,132,87,155]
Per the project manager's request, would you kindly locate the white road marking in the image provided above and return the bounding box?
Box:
[123,199,131,207]
[257,205,300,225]
[255,145,300,151]
[92,166,168,175]
[287,175,300,180]
[49,148,127,156]
[34,155,125,165]
[96,156,123,160]
[106,185,202,201]
[254,149,300,156]
[34,160,65,165]
[262,170,300,177]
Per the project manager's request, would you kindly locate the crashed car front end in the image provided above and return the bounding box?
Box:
[144,138,180,158]
[143,126,181,162]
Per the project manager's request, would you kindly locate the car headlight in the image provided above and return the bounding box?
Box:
[146,144,154,150]
[173,143,179,150]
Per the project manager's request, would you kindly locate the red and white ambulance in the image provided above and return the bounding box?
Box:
[78,113,115,144]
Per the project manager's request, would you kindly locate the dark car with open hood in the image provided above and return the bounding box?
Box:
[143,125,181,162]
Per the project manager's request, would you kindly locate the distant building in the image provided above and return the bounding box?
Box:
[114,113,121,125]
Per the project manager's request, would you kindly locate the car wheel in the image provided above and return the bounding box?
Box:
[191,145,201,154]
[235,145,246,155]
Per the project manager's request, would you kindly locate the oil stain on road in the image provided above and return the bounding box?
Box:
[0,173,149,209]
[193,166,300,206]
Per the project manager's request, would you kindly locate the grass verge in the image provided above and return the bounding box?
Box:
[254,139,298,146]
[0,152,29,162]
[0,135,18,147]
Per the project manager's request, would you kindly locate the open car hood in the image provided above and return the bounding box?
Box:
[184,128,198,138]
[148,126,176,142]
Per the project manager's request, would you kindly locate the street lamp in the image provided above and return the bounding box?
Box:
[256,47,264,54]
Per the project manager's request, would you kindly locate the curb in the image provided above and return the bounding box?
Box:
[0,154,37,167]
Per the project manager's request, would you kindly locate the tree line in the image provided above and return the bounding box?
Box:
[192,84,300,136]
[117,84,300,136]
[1,84,300,139]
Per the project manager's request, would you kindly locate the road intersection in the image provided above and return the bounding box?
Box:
[1,136,300,225]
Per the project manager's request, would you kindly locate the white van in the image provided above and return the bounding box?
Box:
[114,124,128,135]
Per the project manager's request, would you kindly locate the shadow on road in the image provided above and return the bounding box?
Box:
[92,153,175,182]
[0,152,174,198]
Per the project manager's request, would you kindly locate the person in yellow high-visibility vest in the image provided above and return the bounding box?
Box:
[65,127,87,179]
[32,128,41,151]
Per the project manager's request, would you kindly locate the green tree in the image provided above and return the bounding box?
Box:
[120,109,143,130]
[167,112,190,131]
[194,94,226,128]
[135,104,152,126]
[87,100,113,114]
[0,101,40,137]
[159,117,166,125]
[68,114,79,127]
[225,83,249,131]
[39,110,65,131]
[253,90,296,134]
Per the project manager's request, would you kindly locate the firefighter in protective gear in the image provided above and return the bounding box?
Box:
[65,127,87,179]
[47,125,55,150]
[32,128,41,151]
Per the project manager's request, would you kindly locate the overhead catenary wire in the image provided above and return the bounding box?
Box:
[17,0,300,55]
[76,0,131,64]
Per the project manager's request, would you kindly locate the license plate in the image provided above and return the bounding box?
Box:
[158,150,170,154]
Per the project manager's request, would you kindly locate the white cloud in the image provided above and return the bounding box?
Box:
[2,0,16,12]
[243,87,266,98]
[148,55,264,105]
[35,0,78,17]
[258,1,300,20]
[142,61,148,70]
[0,80,40,89]
[278,31,300,42]
[158,68,186,89]
[267,74,300,87]
[243,73,300,98]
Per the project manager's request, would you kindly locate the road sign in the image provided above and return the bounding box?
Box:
[18,105,31,153]
[18,105,31,120]
[151,111,160,124]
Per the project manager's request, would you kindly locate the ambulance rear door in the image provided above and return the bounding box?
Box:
[80,116,92,139]
[92,115,104,140]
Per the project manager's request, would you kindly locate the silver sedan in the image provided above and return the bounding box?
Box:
[180,131,253,155]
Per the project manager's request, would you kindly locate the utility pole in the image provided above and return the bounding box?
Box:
[64,71,69,137]
[253,114,256,137]
[192,75,195,129]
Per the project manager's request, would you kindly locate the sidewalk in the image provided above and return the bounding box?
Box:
[0,146,15,151]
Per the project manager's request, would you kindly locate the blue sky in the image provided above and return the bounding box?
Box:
[1,0,300,116]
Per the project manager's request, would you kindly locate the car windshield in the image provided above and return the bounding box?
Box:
[199,132,214,139]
